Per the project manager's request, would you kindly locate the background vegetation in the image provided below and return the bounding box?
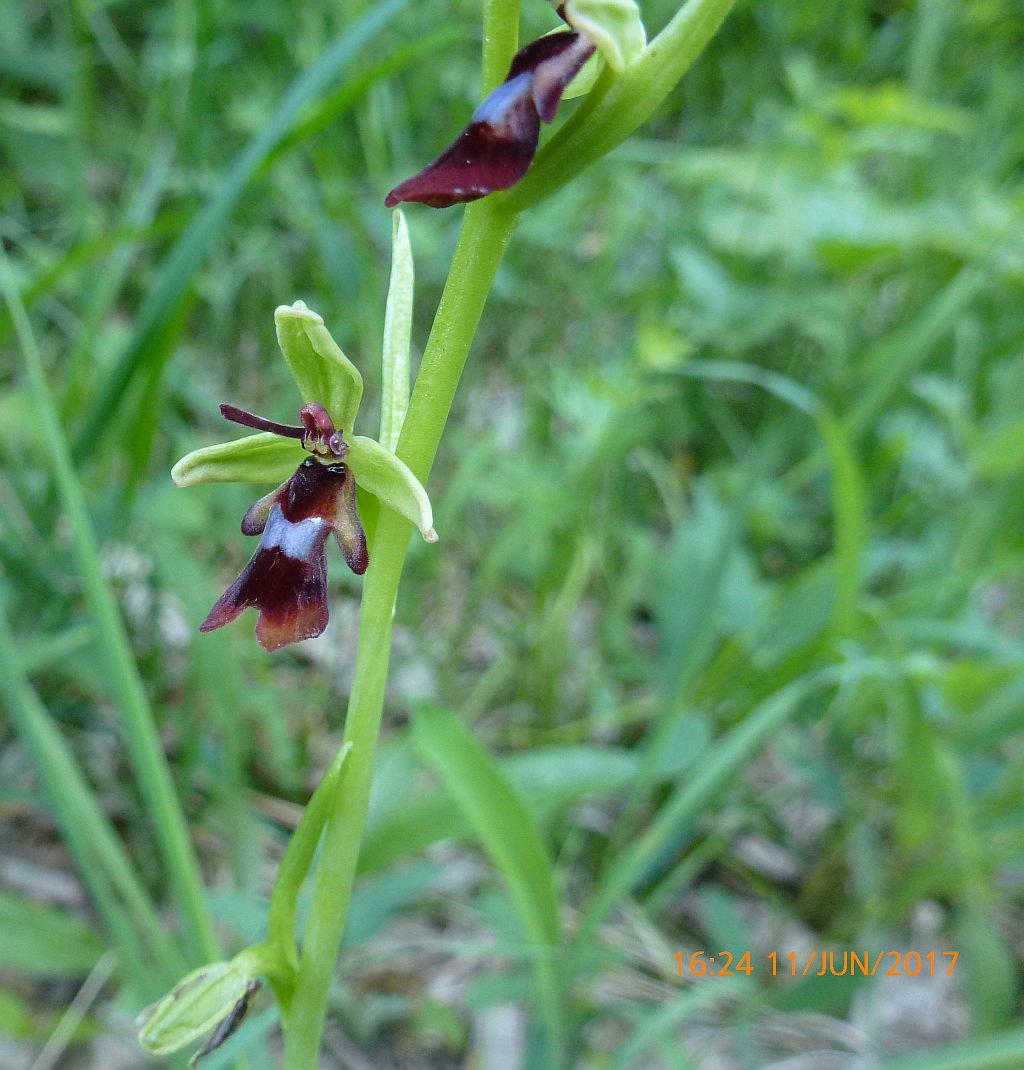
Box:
[4,0,1024,1065]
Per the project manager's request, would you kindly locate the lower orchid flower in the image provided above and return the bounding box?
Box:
[172,214,432,651]
[195,402,369,651]
[385,0,646,208]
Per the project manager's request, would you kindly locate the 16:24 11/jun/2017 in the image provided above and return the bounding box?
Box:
[675,951,959,979]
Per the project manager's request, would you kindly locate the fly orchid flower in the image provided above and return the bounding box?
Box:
[385,0,646,209]
[172,213,432,651]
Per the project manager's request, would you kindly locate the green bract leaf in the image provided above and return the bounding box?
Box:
[268,742,352,971]
[138,961,255,1056]
[171,433,303,487]
[380,210,413,453]
[560,0,646,74]
[347,436,437,542]
[275,301,363,433]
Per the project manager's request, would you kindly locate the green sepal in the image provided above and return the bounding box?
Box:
[560,0,646,73]
[563,51,602,100]
[137,960,255,1056]
[275,301,363,433]
[171,432,303,487]
[380,210,414,453]
[347,435,438,543]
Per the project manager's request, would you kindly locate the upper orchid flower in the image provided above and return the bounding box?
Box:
[172,212,433,651]
[385,0,646,209]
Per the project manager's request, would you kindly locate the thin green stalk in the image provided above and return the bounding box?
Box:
[0,245,218,965]
[284,198,518,1070]
[481,0,519,92]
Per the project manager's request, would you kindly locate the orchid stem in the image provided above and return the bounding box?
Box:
[283,195,518,1070]
[280,0,744,1061]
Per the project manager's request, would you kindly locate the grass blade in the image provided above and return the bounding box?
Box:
[0,244,217,965]
[877,1028,1024,1070]
[675,362,867,636]
[410,706,563,1066]
[74,0,411,456]
[610,977,750,1070]
[577,671,831,948]
[0,592,183,987]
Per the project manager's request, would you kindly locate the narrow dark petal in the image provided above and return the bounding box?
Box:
[327,463,369,574]
[220,403,305,439]
[385,31,594,209]
[241,484,286,536]
[188,980,261,1069]
[527,32,595,122]
[201,459,369,651]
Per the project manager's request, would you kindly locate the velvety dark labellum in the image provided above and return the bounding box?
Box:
[201,458,368,652]
[385,30,595,208]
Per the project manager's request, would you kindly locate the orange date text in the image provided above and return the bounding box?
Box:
[674,951,958,978]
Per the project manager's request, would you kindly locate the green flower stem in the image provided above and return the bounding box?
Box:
[280,0,746,1060]
[283,200,518,1069]
[481,0,519,93]
[0,245,219,967]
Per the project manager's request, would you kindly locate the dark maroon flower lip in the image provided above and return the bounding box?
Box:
[385,30,595,209]
[200,407,368,652]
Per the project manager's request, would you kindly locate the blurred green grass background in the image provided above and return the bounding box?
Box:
[5,0,1024,1065]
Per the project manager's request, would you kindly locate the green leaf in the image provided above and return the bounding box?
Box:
[671,362,865,636]
[138,961,255,1056]
[768,967,866,1014]
[359,745,639,874]
[935,744,1020,1032]
[0,987,35,1039]
[560,0,647,74]
[275,302,363,433]
[0,890,106,978]
[380,209,413,453]
[411,708,560,948]
[171,433,303,487]
[974,418,1024,477]
[410,707,562,1056]
[956,911,1019,1034]
[348,435,437,542]
[815,410,866,637]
